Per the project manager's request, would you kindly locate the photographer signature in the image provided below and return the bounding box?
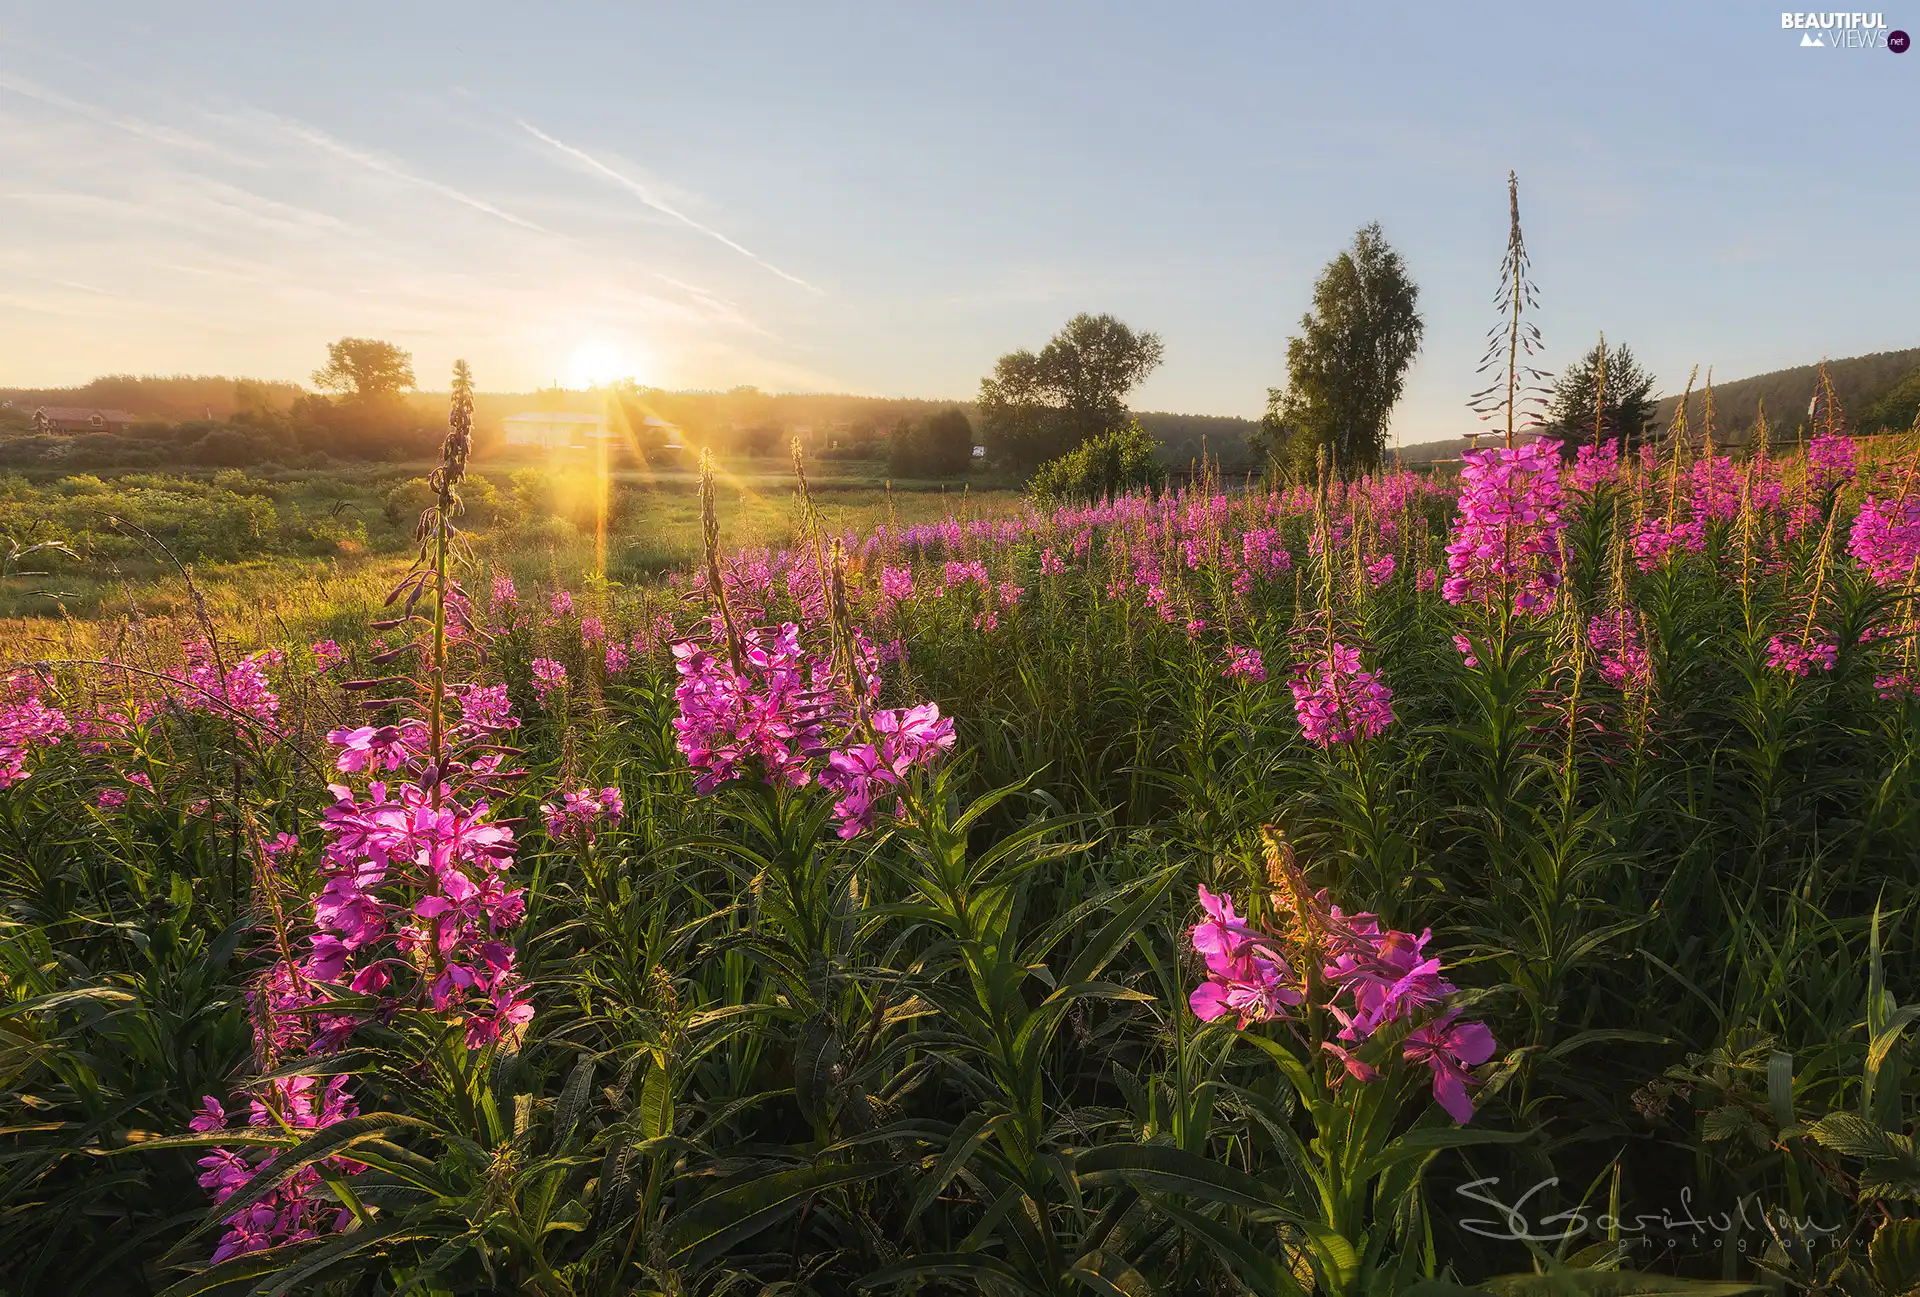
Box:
[1454,1177,1844,1244]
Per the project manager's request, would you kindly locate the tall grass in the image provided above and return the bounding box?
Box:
[3,403,1919,1296]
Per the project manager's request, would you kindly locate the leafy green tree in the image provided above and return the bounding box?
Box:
[978,313,1164,472]
[1262,223,1423,478]
[311,338,416,402]
[1545,337,1658,450]
[1863,366,1920,434]
[1028,420,1165,504]
[889,406,975,479]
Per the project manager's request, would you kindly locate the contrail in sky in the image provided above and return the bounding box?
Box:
[519,120,819,293]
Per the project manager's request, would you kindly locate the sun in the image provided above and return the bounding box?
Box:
[565,337,651,389]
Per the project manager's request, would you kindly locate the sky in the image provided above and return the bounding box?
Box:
[0,2,1913,443]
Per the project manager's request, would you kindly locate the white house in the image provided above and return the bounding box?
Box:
[501,411,611,450]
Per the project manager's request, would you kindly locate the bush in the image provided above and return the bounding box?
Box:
[1028,420,1166,504]
[888,407,975,479]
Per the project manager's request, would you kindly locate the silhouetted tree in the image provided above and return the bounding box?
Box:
[889,407,975,479]
[1545,338,1658,450]
[1262,223,1423,478]
[312,338,416,402]
[978,313,1164,472]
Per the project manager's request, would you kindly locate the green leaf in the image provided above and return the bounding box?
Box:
[638,1061,674,1141]
[1476,1273,1765,1297]
[1067,1247,1159,1297]
[1359,1125,1532,1180]
[1872,1218,1920,1293]
[666,1161,892,1267]
[1147,1193,1310,1297]
[859,1251,1031,1294]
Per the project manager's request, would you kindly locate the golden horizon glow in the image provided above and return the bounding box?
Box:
[564,336,654,391]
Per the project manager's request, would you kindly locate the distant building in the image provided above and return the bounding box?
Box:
[501,411,612,450]
[640,416,685,450]
[502,410,689,456]
[32,406,137,434]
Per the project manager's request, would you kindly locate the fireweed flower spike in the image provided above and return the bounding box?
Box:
[185,361,535,1263]
[1187,880,1497,1123]
[1289,642,1395,747]
[1443,437,1566,614]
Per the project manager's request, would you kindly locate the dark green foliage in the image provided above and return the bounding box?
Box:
[978,312,1165,472]
[1862,366,1920,435]
[887,407,975,479]
[4,464,1920,1295]
[1546,339,1660,450]
[1264,223,1424,477]
[1028,420,1167,504]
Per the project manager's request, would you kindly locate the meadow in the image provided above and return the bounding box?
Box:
[3,383,1920,1297]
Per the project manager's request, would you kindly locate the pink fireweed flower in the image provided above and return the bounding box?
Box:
[326,722,426,773]
[1765,634,1837,677]
[96,787,127,810]
[1848,495,1920,587]
[4,678,76,789]
[1807,431,1858,493]
[579,615,606,647]
[1416,566,1437,593]
[1323,925,1452,1042]
[311,640,344,672]
[1875,672,1920,700]
[1630,516,1705,571]
[1587,609,1652,690]
[1451,634,1479,670]
[542,786,624,842]
[1221,645,1266,684]
[1366,553,1397,588]
[1443,438,1566,615]
[1402,1011,1498,1123]
[454,683,519,732]
[1689,455,1742,523]
[1191,885,1259,961]
[178,646,282,725]
[192,1074,364,1262]
[1568,438,1621,492]
[1039,547,1067,576]
[1190,949,1301,1027]
[549,590,574,617]
[1289,642,1395,747]
[604,641,631,675]
[530,658,568,705]
[818,702,957,837]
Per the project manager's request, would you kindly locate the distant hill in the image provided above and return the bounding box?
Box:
[1653,347,1920,441]
[0,374,305,421]
[1389,347,1920,462]
[1393,436,1472,464]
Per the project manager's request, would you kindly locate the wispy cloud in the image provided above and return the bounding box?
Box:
[250,112,557,237]
[0,70,229,156]
[518,120,821,294]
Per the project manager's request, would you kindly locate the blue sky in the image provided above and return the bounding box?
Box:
[0,2,1912,442]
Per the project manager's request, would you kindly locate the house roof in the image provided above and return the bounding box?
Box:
[35,406,137,421]
[503,411,605,425]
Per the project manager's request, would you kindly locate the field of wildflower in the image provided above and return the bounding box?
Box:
[5,363,1920,1297]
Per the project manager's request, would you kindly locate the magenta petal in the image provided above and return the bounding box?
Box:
[1433,1066,1476,1124]
[1448,1020,1497,1066]
[1189,981,1232,1022]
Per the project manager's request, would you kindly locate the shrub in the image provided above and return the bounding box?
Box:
[1028,419,1166,504]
